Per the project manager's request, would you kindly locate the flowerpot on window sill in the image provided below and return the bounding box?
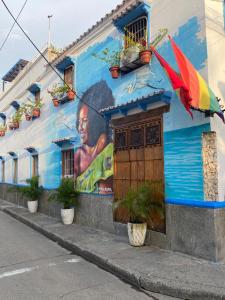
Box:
[0,130,5,137]
[109,66,120,79]
[67,90,76,101]
[52,98,60,107]
[33,108,40,117]
[27,200,38,213]
[127,222,147,247]
[25,114,32,121]
[139,49,152,64]
[61,207,74,225]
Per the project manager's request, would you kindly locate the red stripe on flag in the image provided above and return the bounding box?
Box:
[169,36,200,108]
[151,46,193,118]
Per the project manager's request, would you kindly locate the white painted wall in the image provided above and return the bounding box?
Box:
[151,0,209,132]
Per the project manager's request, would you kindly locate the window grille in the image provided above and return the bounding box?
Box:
[130,126,144,148]
[115,130,127,150]
[32,155,39,177]
[146,124,161,146]
[62,149,74,177]
[124,16,147,49]
[114,119,161,151]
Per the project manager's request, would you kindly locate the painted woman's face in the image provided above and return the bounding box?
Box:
[78,105,89,144]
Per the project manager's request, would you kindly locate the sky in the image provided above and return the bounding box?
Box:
[0,0,123,79]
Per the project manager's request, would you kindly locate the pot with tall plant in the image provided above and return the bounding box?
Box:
[92,48,121,79]
[9,109,23,130]
[48,177,79,225]
[21,103,32,121]
[17,176,43,213]
[114,181,164,247]
[48,84,75,106]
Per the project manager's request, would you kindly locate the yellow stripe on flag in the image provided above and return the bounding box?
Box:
[197,72,210,110]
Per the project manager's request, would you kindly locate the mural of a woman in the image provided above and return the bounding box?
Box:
[74,80,115,194]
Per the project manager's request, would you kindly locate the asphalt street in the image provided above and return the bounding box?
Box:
[0,211,178,300]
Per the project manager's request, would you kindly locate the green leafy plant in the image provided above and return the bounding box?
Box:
[150,28,168,48]
[92,48,122,67]
[0,124,7,131]
[12,109,23,123]
[25,97,43,110]
[48,177,79,209]
[114,181,164,223]
[48,83,69,99]
[10,176,43,201]
[20,102,32,117]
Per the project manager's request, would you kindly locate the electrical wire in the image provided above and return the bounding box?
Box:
[0,0,104,119]
[0,0,28,52]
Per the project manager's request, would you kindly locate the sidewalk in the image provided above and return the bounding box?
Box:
[1,199,225,300]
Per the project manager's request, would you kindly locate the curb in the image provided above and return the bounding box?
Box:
[1,205,225,300]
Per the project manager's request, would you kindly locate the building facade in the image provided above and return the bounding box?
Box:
[0,0,225,261]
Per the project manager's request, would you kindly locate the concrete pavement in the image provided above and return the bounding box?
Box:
[0,210,177,300]
[1,199,225,299]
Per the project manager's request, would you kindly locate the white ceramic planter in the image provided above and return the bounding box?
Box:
[27,200,38,213]
[127,222,147,247]
[61,208,74,225]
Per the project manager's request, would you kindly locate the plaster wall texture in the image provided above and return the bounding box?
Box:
[166,204,225,261]
[205,0,225,201]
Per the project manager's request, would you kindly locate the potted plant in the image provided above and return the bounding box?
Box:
[114,181,164,247]
[17,176,43,213]
[25,98,43,118]
[48,177,79,225]
[9,110,23,130]
[0,124,7,136]
[138,38,152,64]
[48,84,75,105]
[92,48,121,79]
[21,103,32,121]
[32,99,43,117]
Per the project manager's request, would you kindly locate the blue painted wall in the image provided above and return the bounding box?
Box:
[164,123,210,201]
[0,10,211,201]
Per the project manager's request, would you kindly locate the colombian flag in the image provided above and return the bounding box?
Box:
[151,37,224,122]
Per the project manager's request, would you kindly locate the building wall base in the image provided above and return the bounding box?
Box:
[167,204,225,261]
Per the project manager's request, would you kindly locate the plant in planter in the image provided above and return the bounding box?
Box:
[21,103,33,121]
[48,84,76,105]
[138,28,168,64]
[26,98,43,117]
[0,124,7,136]
[33,99,43,117]
[92,48,121,79]
[122,28,168,65]
[9,110,23,130]
[16,176,43,213]
[113,181,164,247]
[48,177,79,225]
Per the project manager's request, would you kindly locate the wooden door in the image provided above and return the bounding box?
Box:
[113,109,165,232]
